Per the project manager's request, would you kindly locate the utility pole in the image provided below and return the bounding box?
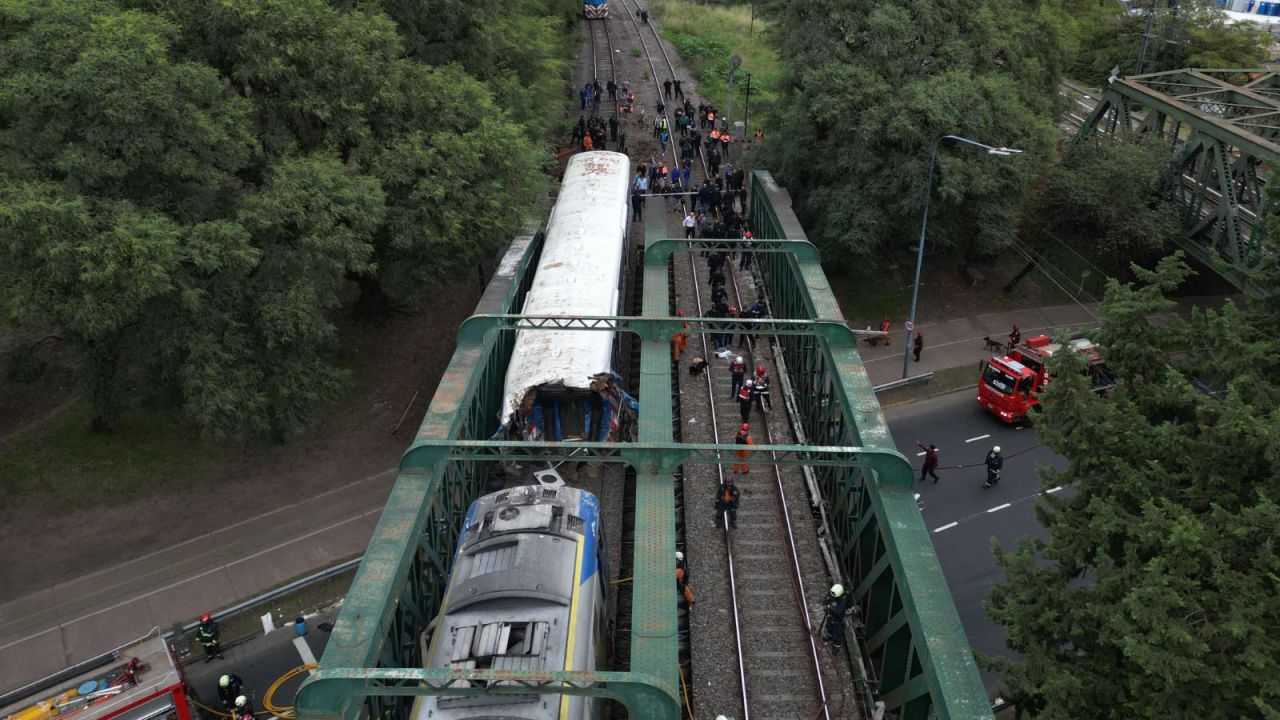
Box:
[726,54,741,147]
[743,73,753,134]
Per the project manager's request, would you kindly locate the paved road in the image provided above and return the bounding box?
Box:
[884,389,1069,694]
[184,608,337,719]
[0,472,391,691]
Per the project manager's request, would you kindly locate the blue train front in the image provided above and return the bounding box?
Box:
[415,484,608,720]
[584,0,608,19]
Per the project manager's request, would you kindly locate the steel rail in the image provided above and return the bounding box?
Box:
[615,0,677,165]
[727,262,833,720]
[684,208,751,720]
[615,8,758,717]
[609,4,746,716]
[624,19,831,713]
[586,13,616,103]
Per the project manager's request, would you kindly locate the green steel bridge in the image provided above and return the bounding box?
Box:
[295,172,993,720]
[1074,67,1280,292]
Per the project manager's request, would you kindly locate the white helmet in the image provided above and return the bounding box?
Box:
[675,551,684,561]
[992,445,1001,453]
[830,584,844,597]
[235,696,247,708]
[716,716,730,720]
[744,378,753,387]
[735,356,743,364]
[219,675,231,688]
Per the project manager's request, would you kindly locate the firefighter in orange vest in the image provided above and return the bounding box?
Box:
[732,422,753,474]
[671,309,689,362]
[737,379,754,424]
[879,315,892,345]
[715,476,740,528]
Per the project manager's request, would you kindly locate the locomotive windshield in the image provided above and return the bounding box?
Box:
[982,364,1017,395]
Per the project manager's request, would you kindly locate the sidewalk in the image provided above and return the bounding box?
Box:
[857,302,1100,387]
[0,468,394,691]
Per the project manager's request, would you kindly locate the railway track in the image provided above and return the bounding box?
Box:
[587,14,616,91]
[607,5,838,716]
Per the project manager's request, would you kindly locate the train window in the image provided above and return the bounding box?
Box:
[451,621,550,663]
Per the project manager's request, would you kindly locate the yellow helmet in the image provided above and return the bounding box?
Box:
[831,584,845,598]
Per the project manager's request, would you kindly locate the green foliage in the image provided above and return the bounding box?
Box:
[986,255,1280,719]
[358,0,578,139]
[1059,0,1270,82]
[759,0,1065,269]
[1033,137,1183,275]
[654,0,782,132]
[0,0,550,437]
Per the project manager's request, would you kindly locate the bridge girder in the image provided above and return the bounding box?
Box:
[296,172,993,720]
[1076,67,1279,290]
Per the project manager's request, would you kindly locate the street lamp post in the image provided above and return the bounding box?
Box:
[902,135,1022,379]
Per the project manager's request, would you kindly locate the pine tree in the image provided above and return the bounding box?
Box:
[986,255,1280,719]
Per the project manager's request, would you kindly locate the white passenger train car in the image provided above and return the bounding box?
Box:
[415,484,608,720]
[496,151,635,442]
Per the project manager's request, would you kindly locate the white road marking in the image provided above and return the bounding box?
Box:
[933,522,959,533]
[294,635,318,669]
[1047,486,1063,493]
[987,503,1012,513]
[965,434,990,443]
[916,451,926,456]
[1014,426,1024,430]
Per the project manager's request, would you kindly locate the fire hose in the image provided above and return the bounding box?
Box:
[189,664,316,720]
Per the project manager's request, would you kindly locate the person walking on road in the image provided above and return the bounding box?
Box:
[196,612,224,662]
[1008,324,1021,353]
[715,476,740,527]
[879,315,892,345]
[217,674,244,710]
[820,584,849,645]
[984,445,1003,488]
[913,332,924,362]
[916,442,940,483]
[683,211,696,239]
[732,423,753,474]
[737,379,754,424]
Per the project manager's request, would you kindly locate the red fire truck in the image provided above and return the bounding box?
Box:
[0,630,192,720]
[977,334,1115,424]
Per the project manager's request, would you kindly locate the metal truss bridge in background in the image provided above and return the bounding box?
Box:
[294,172,993,720]
[1076,67,1280,292]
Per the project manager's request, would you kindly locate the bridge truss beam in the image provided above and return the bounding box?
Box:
[1076,67,1278,290]
[296,173,992,720]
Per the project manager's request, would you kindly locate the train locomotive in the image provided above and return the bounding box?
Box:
[415,484,608,720]
[583,0,608,18]
[493,151,635,443]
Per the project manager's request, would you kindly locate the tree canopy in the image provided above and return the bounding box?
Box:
[1059,0,1271,84]
[758,0,1065,268]
[1031,137,1183,276]
[986,255,1280,718]
[0,0,559,437]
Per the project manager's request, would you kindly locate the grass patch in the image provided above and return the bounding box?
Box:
[630,47,642,57]
[825,265,912,326]
[0,400,223,509]
[651,1,782,133]
[876,365,978,409]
